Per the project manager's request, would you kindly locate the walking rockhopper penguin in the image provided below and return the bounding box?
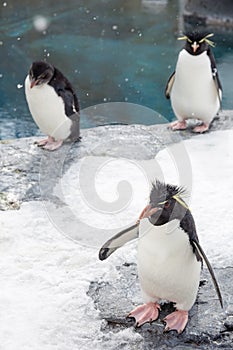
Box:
[25,61,80,150]
[165,32,222,133]
[99,180,223,334]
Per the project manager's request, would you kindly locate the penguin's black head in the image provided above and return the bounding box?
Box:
[29,61,54,88]
[148,180,189,226]
[179,31,215,56]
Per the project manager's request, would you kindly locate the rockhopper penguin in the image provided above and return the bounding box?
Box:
[165,32,222,133]
[25,61,80,150]
[99,180,223,334]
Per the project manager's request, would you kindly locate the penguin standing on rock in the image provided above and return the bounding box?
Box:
[165,32,222,133]
[99,180,223,334]
[25,61,80,151]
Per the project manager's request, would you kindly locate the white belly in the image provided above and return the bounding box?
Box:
[137,219,201,310]
[170,50,220,123]
[25,75,72,140]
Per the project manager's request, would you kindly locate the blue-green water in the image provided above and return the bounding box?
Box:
[0,0,233,139]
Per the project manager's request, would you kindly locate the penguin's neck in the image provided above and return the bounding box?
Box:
[138,218,189,256]
[139,218,180,238]
[177,49,209,71]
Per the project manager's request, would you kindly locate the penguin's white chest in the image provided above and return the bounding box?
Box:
[137,219,201,310]
[25,75,72,140]
[170,50,220,123]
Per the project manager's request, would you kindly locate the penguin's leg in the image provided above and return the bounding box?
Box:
[128,302,161,327]
[169,120,187,130]
[193,122,209,133]
[163,310,188,334]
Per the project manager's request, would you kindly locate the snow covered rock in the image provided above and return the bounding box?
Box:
[1,111,233,349]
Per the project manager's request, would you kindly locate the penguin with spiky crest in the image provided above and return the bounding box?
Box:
[99,180,223,334]
[25,61,80,151]
[165,32,222,133]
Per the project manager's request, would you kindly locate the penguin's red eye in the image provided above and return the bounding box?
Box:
[164,201,170,209]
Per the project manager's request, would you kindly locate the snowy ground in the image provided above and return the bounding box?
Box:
[1,129,233,349]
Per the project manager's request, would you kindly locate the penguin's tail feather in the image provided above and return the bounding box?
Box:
[192,240,223,308]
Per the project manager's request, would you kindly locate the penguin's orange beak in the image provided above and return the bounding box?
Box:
[138,204,161,220]
[191,41,199,53]
[30,78,38,88]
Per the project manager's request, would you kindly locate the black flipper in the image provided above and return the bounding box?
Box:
[192,240,223,308]
[99,223,139,261]
[48,67,80,141]
[207,48,222,108]
[49,67,80,116]
[165,71,175,99]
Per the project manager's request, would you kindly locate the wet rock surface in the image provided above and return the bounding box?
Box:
[88,263,233,349]
[1,111,233,208]
[1,112,233,348]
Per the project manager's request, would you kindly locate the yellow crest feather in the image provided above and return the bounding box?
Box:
[199,33,215,47]
[158,195,190,211]
[177,35,188,41]
[177,33,215,47]
[173,195,190,211]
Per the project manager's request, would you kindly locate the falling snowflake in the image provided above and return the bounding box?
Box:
[33,15,49,32]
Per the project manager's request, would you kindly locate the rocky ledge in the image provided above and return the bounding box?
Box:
[1,110,233,349]
[88,263,233,349]
[1,110,233,208]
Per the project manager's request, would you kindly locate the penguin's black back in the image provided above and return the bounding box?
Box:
[180,211,202,262]
[48,67,80,117]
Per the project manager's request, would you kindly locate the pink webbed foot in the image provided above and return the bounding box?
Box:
[35,136,54,147]
[169,120,187,131]
[128,302,161,327]
[163,310,188,334]
[193,122,209,133]
[35,136,63,151]
[42,140,63,151]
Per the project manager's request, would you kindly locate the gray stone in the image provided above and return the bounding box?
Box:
[1,111,233,348]
[0,191,20,210]
[88,263,233,349]
[1,111,233,208]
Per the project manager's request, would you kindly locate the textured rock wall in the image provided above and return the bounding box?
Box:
[183,0,233,30]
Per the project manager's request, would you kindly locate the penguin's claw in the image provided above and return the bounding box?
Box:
[128,302,160,327]
[170,120,187,130]
[193,122,209,133]
[163,310,188,334]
